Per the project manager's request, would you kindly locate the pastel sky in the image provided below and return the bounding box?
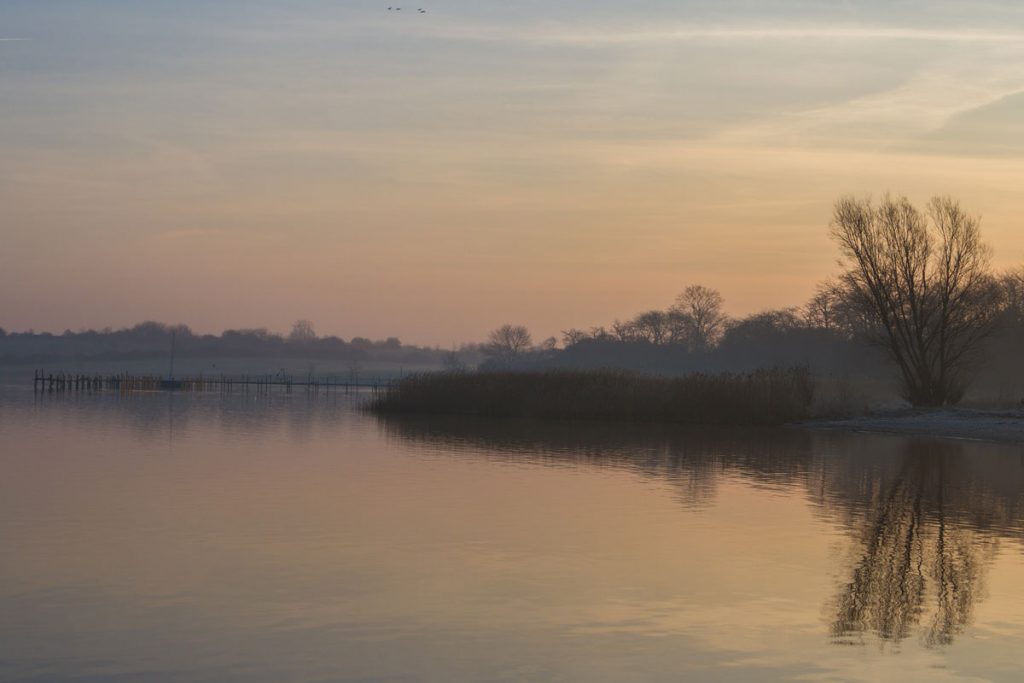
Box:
[3,0,1024,344]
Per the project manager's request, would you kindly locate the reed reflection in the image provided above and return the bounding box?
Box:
[379,413,817,508]
[379,413,1024,648]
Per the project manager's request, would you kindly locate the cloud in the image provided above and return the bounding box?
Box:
[381,20,1024,48]
[711,51,1024,150]
[529,25,1024,47]
[268,12,1024,50]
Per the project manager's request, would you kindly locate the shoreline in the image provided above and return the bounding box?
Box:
[801,408,1024,444]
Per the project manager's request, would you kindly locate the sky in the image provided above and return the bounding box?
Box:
[2,0,1024,345]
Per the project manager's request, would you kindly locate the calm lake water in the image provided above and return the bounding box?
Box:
[2,386,1024,682]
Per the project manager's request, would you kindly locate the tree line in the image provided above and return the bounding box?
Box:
[0,319,474,367]
[478,194,1024,407]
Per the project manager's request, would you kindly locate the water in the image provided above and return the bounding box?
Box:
[2,386,1024,682]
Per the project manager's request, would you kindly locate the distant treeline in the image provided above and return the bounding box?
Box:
[0,320,480,367]
[473,296,888,379]
[513,316,884,377]
[466,271,1024,403]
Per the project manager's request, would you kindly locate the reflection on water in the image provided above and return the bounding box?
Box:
[830,444,996,649]
[3,388,1024,682]
[381,413,819,508]
[381,414,1024,651]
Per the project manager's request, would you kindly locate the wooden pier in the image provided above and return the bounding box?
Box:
[32,369,395,395]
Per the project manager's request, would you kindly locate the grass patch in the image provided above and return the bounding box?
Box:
[368,368,815,425]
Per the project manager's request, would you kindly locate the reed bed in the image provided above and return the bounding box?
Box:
[368,368,815,425]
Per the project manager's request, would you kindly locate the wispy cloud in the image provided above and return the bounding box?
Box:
[708,38,1024,150]
[0,37,30,42]
[264,14,1024,49]
[382,21,1024,47]
[534,25,1024,46]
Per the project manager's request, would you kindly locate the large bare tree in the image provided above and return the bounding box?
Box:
[830,194,1002,406]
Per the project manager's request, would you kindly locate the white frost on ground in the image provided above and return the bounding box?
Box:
[805,408,1024,443]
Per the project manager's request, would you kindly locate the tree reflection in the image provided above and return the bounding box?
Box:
[829,442,993,647]
[379,413,1024,648]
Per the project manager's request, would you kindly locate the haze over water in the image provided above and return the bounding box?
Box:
[3,386,1024,682]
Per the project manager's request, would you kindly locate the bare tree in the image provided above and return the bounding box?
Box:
[630,310,670,344]
[665,309,692,345]
[999,267,1024,325]
[728,308,802,336]
[830,194,1002,406]
[289,319,317,342]
[804,284,840,331]
[561,328,589,347]
[610,319,637,342]
[484,324,533,367]
[671,285,728,351]
[804,278,876,339]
